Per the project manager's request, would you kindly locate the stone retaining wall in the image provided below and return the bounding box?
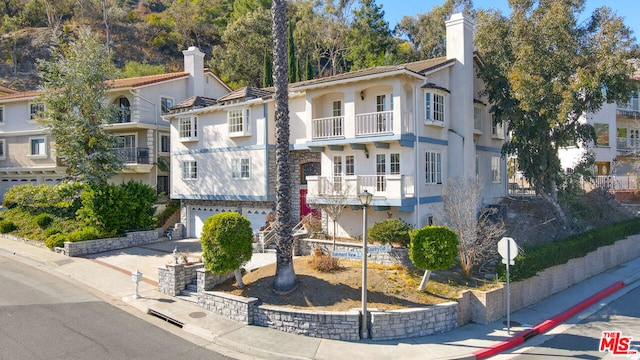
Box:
[255,306,361,341]
[370,302,458,340]
[199,291,259,324]
[63,229,164,257]
[158,263,205,296]
[459,234,640,324]
[297,239,412,267]
[196,268,235,292]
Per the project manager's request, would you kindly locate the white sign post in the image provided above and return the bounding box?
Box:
[498,237,518,334]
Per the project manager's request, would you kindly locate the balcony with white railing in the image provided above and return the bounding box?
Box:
[593,175,638,190]
[305,175,415,204]
[618,97,640,113]
[312,116,344,140]
[356,110,394,136]
[616,137,640,156]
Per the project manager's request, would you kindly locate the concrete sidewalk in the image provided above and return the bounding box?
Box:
[1,236,639,360]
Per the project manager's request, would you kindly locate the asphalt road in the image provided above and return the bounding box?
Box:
[511,284,640,359]
[0,252,235,360]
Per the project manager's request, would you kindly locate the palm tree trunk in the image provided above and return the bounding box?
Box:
[271,0,297,294]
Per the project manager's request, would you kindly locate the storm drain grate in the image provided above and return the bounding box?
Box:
[148,309,184,328]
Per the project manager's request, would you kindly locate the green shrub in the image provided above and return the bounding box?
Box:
[200,212,253,274]
[77,181,158,235]
[45,233,67,249]
[408,226,458,271]
[44,227,61,238]
[0,219,17,233]
[35,213,53,228]
[2,181,84,215]
[367,218,412,246]
[499,218,640,281]
[156,200,180,227]
[67,226,101,242]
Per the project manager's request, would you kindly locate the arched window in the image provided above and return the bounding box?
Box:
[113,96,131,123]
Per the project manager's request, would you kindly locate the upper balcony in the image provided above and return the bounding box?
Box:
[109,147,153,173]
[618,98,640,117]
[616,137,640,156]
[305,175,415,209]
[311,110,414,141]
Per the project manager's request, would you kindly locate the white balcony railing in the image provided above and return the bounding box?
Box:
[312,116,344,140]
[356,110,393,136]
[306,175,414,201]
[617,137,640,155]
[593,175,638,190]
[618,98,640,113]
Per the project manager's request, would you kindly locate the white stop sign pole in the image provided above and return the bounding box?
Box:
[498,237,518,334]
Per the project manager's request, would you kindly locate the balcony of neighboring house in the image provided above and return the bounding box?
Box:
[305,175,415,209]
[616,137,640,156]
[109,147,153,173]
[617,96,640,118]
[593,175,638,191]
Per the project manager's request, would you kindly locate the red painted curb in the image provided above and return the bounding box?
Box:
[472,281,625,360]
[532,281,625,334]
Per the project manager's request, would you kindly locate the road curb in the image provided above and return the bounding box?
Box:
[472,281,626,360]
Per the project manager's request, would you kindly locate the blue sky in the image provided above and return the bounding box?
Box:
[376,0,640,40]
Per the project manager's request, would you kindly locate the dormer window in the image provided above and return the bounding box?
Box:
[178,116,198,141]
[113,96,131,123]
[228,108,251,137]
[424,91,446,126]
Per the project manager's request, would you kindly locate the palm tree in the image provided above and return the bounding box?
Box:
[271,0,297,294]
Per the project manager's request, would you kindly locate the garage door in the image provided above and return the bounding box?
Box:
[189,207,231,238]
[242,208,272,235]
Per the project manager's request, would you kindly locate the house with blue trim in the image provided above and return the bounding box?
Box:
[166,13,507,239]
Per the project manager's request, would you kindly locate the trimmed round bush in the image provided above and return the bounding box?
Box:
[45,233,67,249]
[409,226,458,270]
[200,212,253,274]
[0,219,17,233]
[35,213,54,228]
[367,218,412,246]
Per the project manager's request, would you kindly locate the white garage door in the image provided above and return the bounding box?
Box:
[242,208,272,235]
[189,207,231,238]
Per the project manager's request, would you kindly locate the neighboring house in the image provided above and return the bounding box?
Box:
[166,13,507,239]
[0,46,231,201]
[559,73,640,196]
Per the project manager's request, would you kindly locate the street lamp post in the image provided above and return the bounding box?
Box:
[359,190,373,340]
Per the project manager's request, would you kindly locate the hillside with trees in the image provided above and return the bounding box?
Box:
[0,0,477,90]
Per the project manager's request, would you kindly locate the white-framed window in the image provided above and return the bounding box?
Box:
[425,151,442,184]
[228,108,250,136]
[29,102,44,120]
[425,92,446,125]
[0,138,5,159]
[160,134,170,153]
[0,106,4,123]
[390,153,400,175]
[232,158,250,179]
[333,155,343,192]
[181,160,197,180]
[474,106,483,133]
[29,136,47,157]
[345,155,354,176]
[594,123,610,147]
[491,114,505,139]
[491,156,501,183]
[161,97,174,114]
[178,116,198,141]
[113,97,131,123]
[332,100,342,117]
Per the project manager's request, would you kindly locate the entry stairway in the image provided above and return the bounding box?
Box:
[254,215,312,253]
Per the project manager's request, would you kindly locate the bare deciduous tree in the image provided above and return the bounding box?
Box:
[439,177,506,277]
[312,182,352,250]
